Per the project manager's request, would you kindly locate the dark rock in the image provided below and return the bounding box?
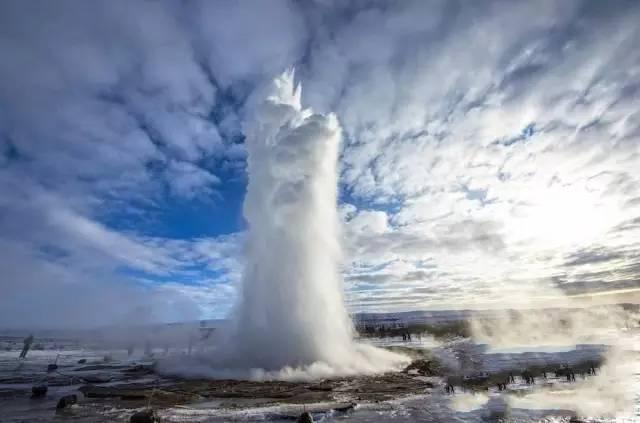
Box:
[130,408,161,423]
[77,359,87,364]
[333,402,356,413]
[484,396,510,421]
[271,402,355,420]
[403,359,438,376]
[79,385,148,400]
[47,364,58,372]
[75,364,129,372]
[308,383,332,392]
[56,394,77,409]
[31,384,48,398]
[297,412,314,423]
[123,364,154,375]
[82,375,112,384]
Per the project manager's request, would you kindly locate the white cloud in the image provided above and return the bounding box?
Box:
[293,1,640,311]
[165,160,220,199]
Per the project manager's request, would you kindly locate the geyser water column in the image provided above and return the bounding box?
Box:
[235,70,356,370]
[229,70,408,376]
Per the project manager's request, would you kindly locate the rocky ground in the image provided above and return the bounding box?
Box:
[0,337,632,422]
[0,345,442,422]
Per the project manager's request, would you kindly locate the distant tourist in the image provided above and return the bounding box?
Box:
[522,371,534,385]
[187,334,194,355]
[144,340,152,357]
[19,334,34,359]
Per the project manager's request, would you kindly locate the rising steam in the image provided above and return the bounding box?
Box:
[467,291,639,418]
[158,70,408,380]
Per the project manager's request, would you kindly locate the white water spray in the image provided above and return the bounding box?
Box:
[231,70,407,378]
[159,70,408,380]
[234,70,354,370]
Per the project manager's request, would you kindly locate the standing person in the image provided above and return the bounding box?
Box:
[144,340,152,357]
[187,334,194,356]
[19,334,34,359]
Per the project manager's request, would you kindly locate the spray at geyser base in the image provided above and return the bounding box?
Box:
[157,70,409,381]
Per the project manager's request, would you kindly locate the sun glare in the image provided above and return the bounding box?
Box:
[512,186,621,251]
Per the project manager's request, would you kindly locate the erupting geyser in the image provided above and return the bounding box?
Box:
[160,70,408,380]
[230,70,408,378]
[235,70,354,370]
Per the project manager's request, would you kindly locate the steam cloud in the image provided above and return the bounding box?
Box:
[467,290,639,418]
[159,70,408,380]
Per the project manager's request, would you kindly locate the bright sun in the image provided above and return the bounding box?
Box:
[510,185,622,251]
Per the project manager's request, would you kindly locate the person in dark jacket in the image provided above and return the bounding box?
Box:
[19,334,34,359]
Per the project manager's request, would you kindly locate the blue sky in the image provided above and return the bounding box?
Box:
[1,0,640,329]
